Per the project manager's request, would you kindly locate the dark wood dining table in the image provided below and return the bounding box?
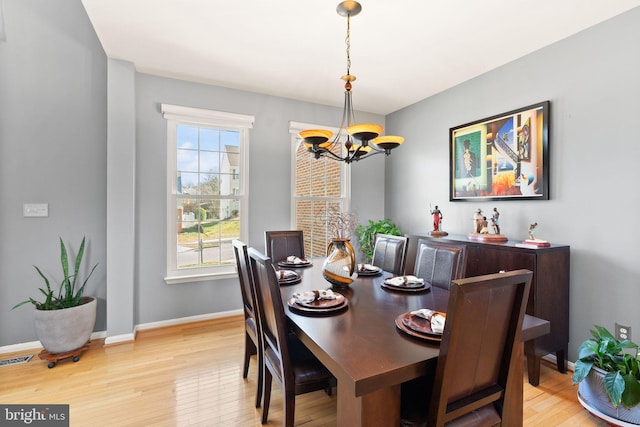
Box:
[279,259,550,426]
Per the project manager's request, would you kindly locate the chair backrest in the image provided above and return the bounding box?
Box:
[232,239,258,323]
[427,269,533,426]
[371,233,409,275]
[264,230,305,264]
[248,248,292,381]
[413,239,466,289]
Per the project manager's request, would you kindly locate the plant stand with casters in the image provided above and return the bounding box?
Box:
[38,341,91,368]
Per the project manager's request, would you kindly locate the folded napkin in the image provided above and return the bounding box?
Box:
[276,269,297,280]
[385,275,424,287]
[292,289,337,304]
[358,263,378,272]
[411,309,446,334]
[286,255,307,264]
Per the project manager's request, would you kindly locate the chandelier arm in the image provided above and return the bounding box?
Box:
[313,146,348,162]
[351,148,386,162]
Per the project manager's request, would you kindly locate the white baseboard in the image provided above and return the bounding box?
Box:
[0,310,243,355]
[542,353,575,372]
[133,309,242,332]
[104,333,136,346]
[0,330,108,355]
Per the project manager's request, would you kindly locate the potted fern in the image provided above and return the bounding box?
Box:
[572,325,640,424]
[13,236,98,360]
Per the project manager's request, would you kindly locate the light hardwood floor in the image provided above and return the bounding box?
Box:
[1,316,606,426]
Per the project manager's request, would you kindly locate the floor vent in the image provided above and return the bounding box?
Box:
[0,354,34,367]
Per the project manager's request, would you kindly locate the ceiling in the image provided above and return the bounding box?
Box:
[81,0,640,116]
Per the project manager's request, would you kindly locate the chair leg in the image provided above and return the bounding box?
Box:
[255,346,264,408]
[243,333,254,378]
[284,389,296,427]
[261,369,272,424]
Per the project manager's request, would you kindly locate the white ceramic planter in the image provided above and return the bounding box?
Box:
[34,296,96,354]
[578,366,640,425]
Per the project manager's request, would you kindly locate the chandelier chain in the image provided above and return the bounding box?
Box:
[345,14,351,76]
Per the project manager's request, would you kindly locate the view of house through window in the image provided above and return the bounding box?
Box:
[176,125,240,269]
[163,104,252,281]
[292,123,350,257]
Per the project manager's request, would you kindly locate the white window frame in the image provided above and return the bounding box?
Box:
[162,104,254,283]
[289,121,351,255]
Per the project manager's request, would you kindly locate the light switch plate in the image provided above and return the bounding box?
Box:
[23,203,49,217]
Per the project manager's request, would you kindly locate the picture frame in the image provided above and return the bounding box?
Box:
[449,101,549,201]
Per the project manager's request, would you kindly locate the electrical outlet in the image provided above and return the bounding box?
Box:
[615,322,631,341]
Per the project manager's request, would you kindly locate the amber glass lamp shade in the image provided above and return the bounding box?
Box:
[300,129,333,149]
[347,123,383,142]
[371,135,404,150]
[346,144,372,158]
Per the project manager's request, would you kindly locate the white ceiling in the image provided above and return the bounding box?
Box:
[81,0,640,115]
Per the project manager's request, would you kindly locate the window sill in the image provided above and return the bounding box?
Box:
[164,271,237,285]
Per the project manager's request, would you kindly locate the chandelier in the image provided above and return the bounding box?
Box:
[299,1,404,164]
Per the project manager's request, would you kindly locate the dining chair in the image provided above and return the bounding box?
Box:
[413,239,466,290]
[247,248,335,427]
[232,239,263,408]
[400,269,533,427]
[371,233,409,275]
[264,230,305,264]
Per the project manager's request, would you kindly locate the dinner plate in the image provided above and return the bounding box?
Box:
[278,275,301,285]
[401,311,445,336]
[277,259,312,268]
[383,276,426,289]
[395,313,442,343]
[287,295,348,315]
[355,264,382,276]
[297,293,345,309]
[381,280,431,292]
[276,270,301,285]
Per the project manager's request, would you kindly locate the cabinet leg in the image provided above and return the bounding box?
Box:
[526,354,541,387]
[556,348,567,374]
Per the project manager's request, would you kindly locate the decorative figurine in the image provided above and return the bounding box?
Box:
[431,205,442,232]
[468,207,507,242]
[428,204,448,236]
[473,209,483,234]
[479,216,489,234]
[518,221,550,248]
[491,207,500,234]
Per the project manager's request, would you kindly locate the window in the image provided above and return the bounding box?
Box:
[163,104,254,283]
[289,122,350,257]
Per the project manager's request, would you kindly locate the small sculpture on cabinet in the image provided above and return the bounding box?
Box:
[468,207,507,242]
[518,222,551,248]
[428,205,448,237]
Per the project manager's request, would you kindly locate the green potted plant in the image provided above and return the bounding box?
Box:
[572,325,640,424]
[13,236,98,360]
[355,218,402,263]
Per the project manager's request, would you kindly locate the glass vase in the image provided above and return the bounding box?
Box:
[322,238,356,288]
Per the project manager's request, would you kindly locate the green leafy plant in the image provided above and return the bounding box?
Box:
[13,237,98,311]
[572,325,640,409]
[355,219,402,263]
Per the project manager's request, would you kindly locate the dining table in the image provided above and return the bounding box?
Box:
[278,258,550,427]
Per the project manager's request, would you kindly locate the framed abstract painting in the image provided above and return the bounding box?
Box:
[450,101,550,201]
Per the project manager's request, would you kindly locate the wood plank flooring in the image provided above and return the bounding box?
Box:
[1,315,607,426]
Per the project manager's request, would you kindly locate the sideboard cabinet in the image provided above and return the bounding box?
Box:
[405,234,570,386]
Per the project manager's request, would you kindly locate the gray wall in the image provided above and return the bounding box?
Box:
[0,0,385,346]
[0,0,108,345]
[385,7,640,360]
[133,73,385,325]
